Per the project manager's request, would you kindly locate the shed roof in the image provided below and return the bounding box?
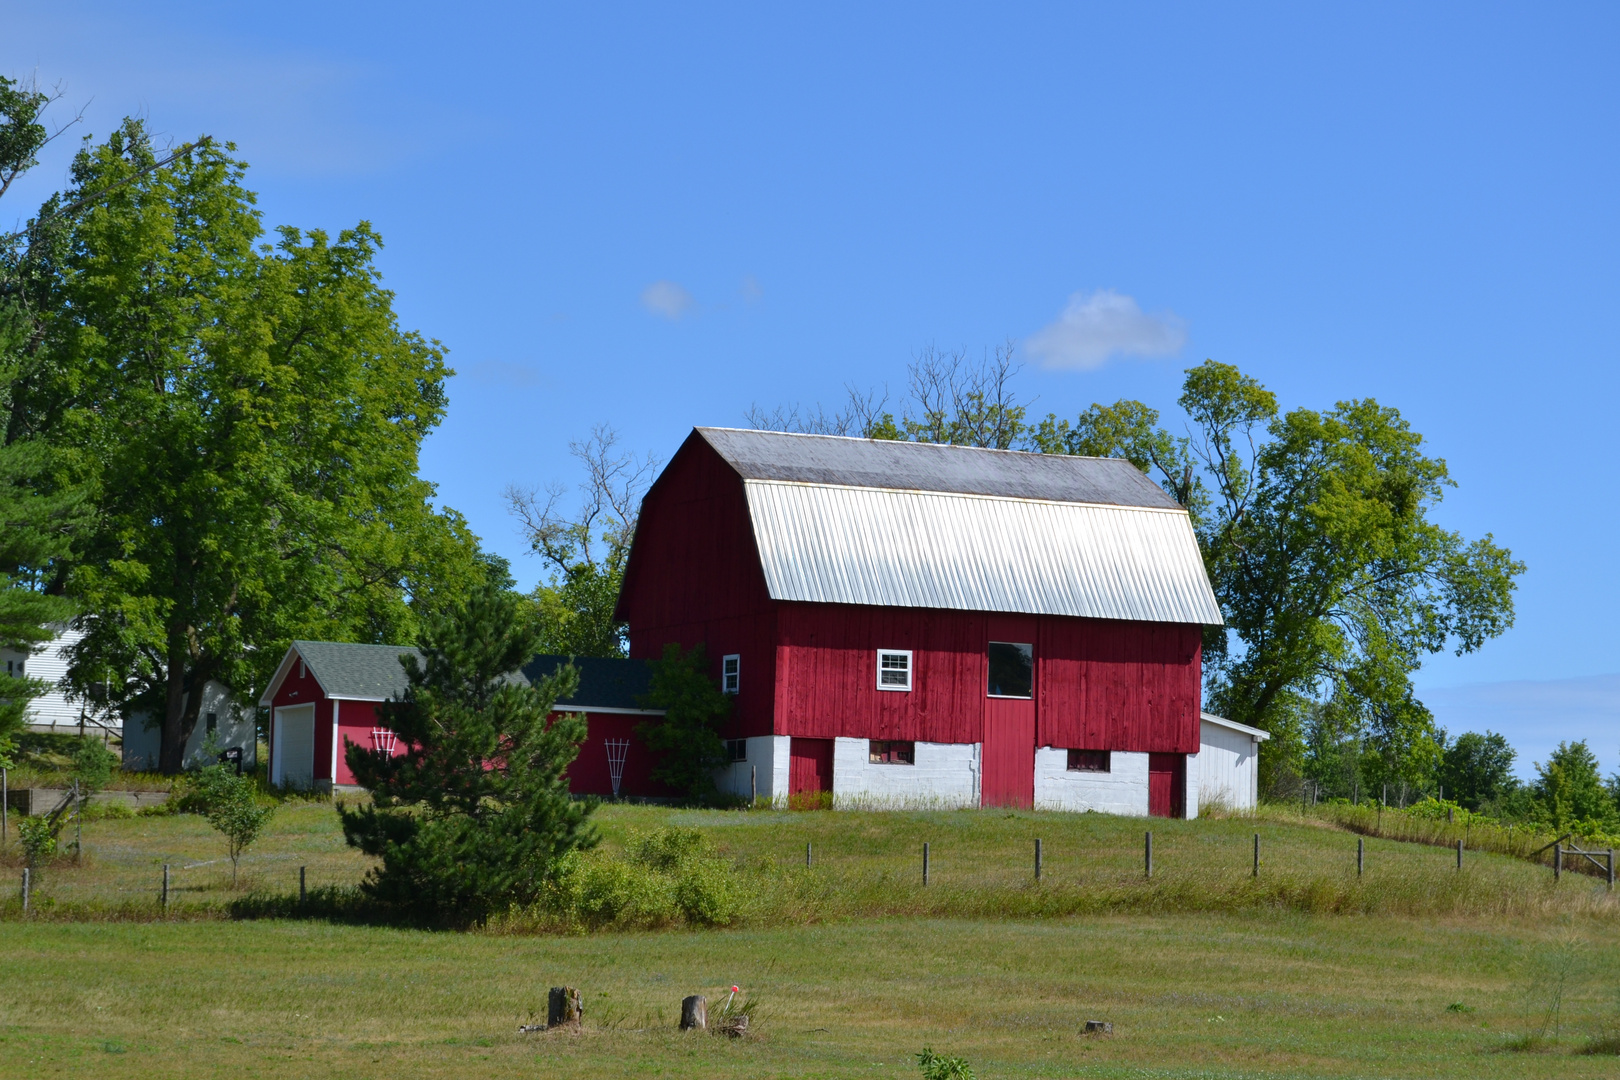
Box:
[684,428,1223,626]
[698,427,1182,508]
[259,642,661,712]
[1201,712,1270,741]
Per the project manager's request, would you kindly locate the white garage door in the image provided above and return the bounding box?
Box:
[276,705,316,789]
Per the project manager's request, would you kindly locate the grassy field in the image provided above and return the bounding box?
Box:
[3,912,1618,1078]
[0,800,1608,921]
[1,802,1618,1077]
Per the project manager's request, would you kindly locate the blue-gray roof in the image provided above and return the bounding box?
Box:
[290,641,658,711]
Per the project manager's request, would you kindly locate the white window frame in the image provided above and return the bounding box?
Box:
[721,654,740,695]
[876,649,913,691]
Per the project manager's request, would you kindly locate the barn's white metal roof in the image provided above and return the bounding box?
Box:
[743,479,1224,625]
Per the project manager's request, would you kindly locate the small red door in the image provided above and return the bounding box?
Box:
[789,738,834,802]
[982,699,1036,808]
[1148,753,1185,818]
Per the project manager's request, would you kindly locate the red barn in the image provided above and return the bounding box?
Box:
[258,644,665,796]
[616,428,1225,816]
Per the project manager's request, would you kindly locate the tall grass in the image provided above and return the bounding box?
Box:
[1296,801,1614,880]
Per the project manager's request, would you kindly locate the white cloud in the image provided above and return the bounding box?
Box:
[641,280,695,320]
[1025,289,1187,370]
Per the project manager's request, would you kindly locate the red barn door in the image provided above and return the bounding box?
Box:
[1148,753,1185,818]
[789,737,834,805]
[982,699,1035,807]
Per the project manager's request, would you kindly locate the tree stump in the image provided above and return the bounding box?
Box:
[1084,1020,1113,1035]
[548,986,583,1028]
[680,995,707,1031]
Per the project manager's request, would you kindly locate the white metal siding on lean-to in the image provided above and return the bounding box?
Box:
[743,480,1224,625]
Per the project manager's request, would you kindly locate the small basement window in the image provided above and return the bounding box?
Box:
[876,649,912,691]
[721,654,740,694]
[724,738,747,762]
[1067,749,1110,773]
[987,642,1034,698]
[869,740,915,765]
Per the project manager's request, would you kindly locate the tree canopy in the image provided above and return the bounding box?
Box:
[4,117,482,771]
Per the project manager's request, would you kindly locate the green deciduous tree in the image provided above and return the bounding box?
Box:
[339,577,596,923]
[200,766,274,887]
[20,120,480,772]
[1440,730,1518,811]
[636,643,732,801]
[1532,740,1615,833]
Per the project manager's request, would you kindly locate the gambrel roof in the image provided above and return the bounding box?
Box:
[693,428,1224,626]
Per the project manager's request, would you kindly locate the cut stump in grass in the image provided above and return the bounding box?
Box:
[547,986,582,1028]
[680,995,707,1031]
[1085,1020,1114,1035]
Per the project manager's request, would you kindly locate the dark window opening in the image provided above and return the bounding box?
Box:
[868,740,915,765]
[724,738,747,763]
[987,642,1033,698]
[1067,749,1110,773]
[206,712,218,735]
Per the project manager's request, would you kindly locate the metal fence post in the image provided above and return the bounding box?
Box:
[1554,845,1561,882]
[162,864,170,911]
[1253,833,1259,877]
[1609,849,1615,890]
[1145,831,1153,879]
[1034,838,1043,881]
[1358,836,1364,877]
[922,842,930,886]
[805,843,811,868]
[21,867,29,914]
[299,866,307,906]
[1456,838,1463,871]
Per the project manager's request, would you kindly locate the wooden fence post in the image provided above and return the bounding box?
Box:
[1455,838,1463,871]
[750,765,757,806]
[922,842,930,886]
[2,765,8,843]
[1253,833,1259,877]
[1357,836,1364,877]
[1554,844,1561,882]
[1145,831,1153,879]
[1035,838,1043,881]
[21,867,29,914]
[805,842,812,868]
[162,864,169,911]
[1609,849,1615,890]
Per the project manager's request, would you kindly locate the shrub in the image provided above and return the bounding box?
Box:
[541,827,744,929]
[917,1047,975,1080]
[18,815,60,865]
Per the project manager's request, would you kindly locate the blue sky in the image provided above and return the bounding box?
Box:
[7,2,1618,777]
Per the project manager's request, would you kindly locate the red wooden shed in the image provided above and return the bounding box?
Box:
[258,643,664,796]
[616,428,1225,815]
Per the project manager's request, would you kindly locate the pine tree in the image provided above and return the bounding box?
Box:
[339,577,596,922]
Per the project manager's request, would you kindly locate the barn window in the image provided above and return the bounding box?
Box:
[876,650,912,691]
[987,642,1033,698]
[724,738,747,762]
[721,654,740,694]
[206,712,218,735]
[1067,749,1110,772]
[869,740,915,765]
[299,658,307,680]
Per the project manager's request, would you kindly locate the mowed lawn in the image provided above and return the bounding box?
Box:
[2,913,1618,1079]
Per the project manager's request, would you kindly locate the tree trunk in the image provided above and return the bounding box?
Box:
[547,987,582,1028]
[679,995,706,1031]
[159,632,189,774]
